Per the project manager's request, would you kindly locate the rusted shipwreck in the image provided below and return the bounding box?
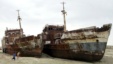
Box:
[2,29,22,54]
[1,2,112,61]
[2,28,43,57]
[42,23,112,61]
[2,10,43,57]
[42,2,112,61]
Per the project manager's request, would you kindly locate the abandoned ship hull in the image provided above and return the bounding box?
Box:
[20,48,42,57]
[4,46,42,57]
[2,29,43,57]
[2,43,42,57]
[43,23,112,61]
[43,42,106,61]
[14,35,43,57]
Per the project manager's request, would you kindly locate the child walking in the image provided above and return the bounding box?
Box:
[12,52,16,60]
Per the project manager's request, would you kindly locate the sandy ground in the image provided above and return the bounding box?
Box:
[0,48,113,64]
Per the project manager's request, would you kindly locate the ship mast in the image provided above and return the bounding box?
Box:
[61,2,67,32]
[17,10,23,37]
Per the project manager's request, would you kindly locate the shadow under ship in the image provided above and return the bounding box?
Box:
[43,23,112,61]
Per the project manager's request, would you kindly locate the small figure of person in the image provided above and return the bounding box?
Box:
[12,52,16,60]
[17,52,20,59]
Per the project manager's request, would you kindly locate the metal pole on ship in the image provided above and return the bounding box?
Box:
[17,10,23,37]
[61,2,67,32]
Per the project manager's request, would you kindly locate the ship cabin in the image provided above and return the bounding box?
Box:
[42,25,64,44]
[5,29,23,45]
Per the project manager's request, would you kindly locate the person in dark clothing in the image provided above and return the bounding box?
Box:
[12,53,16,60]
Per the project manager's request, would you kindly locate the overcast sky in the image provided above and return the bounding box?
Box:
[0,0,113,46]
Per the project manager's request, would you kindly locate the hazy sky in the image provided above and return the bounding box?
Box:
[0,0,113,46]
